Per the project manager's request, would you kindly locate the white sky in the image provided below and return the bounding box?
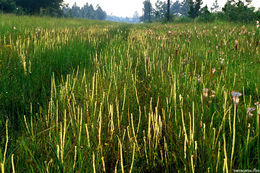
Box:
[64,0,260,17]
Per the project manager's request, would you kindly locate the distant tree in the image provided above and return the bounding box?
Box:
[71,2,80,17]
[195,0,203,17]
[167,0,170,21]
[154,0,185,20]
[96,5,107,20]
[180,0,189,16]
[81,3,89,18]
[222,0,257,22]
[211,0,220,12]
[87,4,96,19]
[14,0,63,14]
[171,0,182,14]
[63,3,107,20]
[154,0,167,20]
[200,5,210,15]
[188,0,202,18]
[171,0,186,15]
[133,11,140,23]
[0,0,16,13]
[141,0,153,22]
[188,0,195,18]
[198,5,215,22]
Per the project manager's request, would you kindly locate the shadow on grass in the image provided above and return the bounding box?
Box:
[0,40,97,131]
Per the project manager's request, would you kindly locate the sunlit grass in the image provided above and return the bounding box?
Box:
[0,14,259,172]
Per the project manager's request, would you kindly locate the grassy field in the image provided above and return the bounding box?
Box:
[0,14,259,172]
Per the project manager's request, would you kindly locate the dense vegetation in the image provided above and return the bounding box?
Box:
[0,0,63,16]
[141,0,260,23]
[0,0,107,19]
[0,14,259,172]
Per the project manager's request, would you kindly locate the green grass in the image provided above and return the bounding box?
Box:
[0,14,259,172]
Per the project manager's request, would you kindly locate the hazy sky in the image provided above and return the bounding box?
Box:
[64,0,260,17]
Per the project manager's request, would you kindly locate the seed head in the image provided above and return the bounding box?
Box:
[220,58,224,65]
[235,40,238,50]
[36,27,41,34]
[247,107,255,118]
[231,91,242,105]
[210,90,216,98]
[197,75,202,83]
[212,68,216,76]
[254,102,259,106]
[203,88,209,98]
[231,91,242,97]
[182,59,187,65]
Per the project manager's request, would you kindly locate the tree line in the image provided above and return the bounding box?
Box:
[1,0,259,23]
[0,0,107,20]
[63,3,107,20]
[0,0,63,16]
[141,0,260,23]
